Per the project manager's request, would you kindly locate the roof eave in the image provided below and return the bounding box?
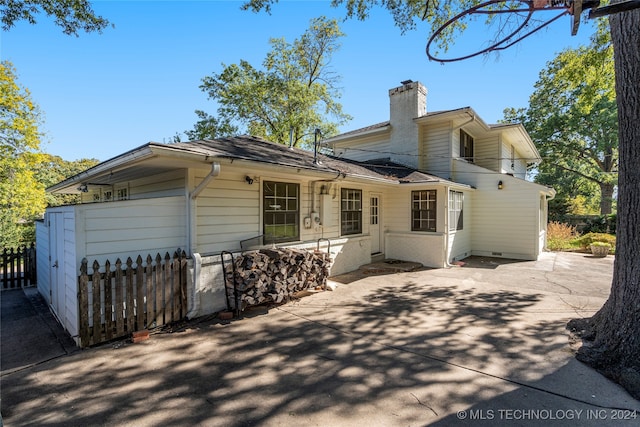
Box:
[496,124,542,163]
[47,143,215,194]
[47,143,156,193]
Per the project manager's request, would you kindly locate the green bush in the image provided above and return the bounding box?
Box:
[582,214,617,235]
[573,233,616,253]
[547,221,580,251]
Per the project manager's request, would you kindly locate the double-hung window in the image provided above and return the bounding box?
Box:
[412,190,437,232]
[116,186,129,201]
[341,188,362,235]
[263,181,299,244]
[449,191,464,231]
[460,130,474,163]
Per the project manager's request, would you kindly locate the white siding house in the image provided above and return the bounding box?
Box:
[328,80,555,263]
[40,134,470,341]
[38,80,554,343]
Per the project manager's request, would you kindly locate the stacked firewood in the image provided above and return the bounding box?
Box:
[227,248,331,308]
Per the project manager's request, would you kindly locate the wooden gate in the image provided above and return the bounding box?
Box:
[1,244,37,290]
[78,250,188,347]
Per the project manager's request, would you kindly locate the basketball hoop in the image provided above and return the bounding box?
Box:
[425,0,640,63]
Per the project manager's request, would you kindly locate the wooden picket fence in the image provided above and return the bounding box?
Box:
[78,250,188,347]
[1,244,37,290]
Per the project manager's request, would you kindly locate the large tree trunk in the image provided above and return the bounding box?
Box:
[599,182,614,215]
[567,4,640,400]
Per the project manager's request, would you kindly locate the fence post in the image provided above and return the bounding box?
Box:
[104,260,114,341]
[125,257,135,333]
[27,243,37,285]
[154,253,163,327]
[114,258,125,337]
[91,260,102,346]
[78,259,90,347]
[2,248,8,289]
[172,251,180,323]
[16,246,24,288]
[135,255,144,331]
[164,252,173,323]
[145,254,153,329]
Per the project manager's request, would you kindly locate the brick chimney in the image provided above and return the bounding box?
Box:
[389,80,427,169]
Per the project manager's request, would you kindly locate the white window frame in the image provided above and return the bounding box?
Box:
[341,188,362,235]
[263,181,300,244]
[449,191,464,231]
[115,184,129,201]
[411,190,437,232]
[460,129,474,163]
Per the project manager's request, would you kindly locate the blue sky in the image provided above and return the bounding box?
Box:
[2,0,596,162]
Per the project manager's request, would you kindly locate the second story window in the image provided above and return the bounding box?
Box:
[460,130,474,163]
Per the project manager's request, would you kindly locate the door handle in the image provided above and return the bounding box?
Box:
[52,261,58,268]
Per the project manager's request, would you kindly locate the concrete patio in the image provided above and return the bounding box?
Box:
[1,251,638,426]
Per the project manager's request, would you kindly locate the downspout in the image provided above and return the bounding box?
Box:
[191,162,221,199]
[186,162,221,319]
[186,252,202,319]
[188,162,221,254]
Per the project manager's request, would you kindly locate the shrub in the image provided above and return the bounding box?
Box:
[582,213,617,235]
[573,232,616,254]
[547,221,579,251]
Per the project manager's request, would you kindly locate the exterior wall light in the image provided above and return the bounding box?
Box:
[245,176,254,185]
[498,180,503,190]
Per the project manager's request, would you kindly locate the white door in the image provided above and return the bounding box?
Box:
[48,212,65,317]
[370,195,381,254]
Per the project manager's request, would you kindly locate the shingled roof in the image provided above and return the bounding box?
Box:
[48,135,462,194]
[172,135,450,184]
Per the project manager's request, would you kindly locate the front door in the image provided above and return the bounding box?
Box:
[370,194,381,254]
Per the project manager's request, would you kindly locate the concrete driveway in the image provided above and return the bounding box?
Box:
[1,252,638,426]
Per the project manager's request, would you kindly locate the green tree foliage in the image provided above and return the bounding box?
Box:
[242,0,466,35]
[194,16,351,147]
[506,23,618,216]
[183,110,238,141]
[33,154,100,207]
[0,61,45,247]
[0,0,111,35]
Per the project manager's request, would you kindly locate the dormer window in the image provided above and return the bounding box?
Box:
[460,130,474,163]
